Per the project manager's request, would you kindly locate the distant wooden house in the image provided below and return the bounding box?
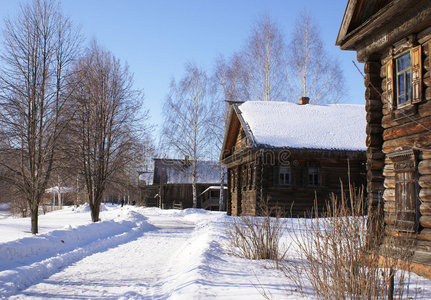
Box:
[139,158,225,210]
[220,100,367,216]
[200,186,227,211]
[336,0,431,278]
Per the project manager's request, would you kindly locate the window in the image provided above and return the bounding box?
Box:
[279,167,291,185]
[396,53,411,106]
[250,166,255,189]
[389,149,419,232]
[387,45,422,109]
[210,190,219,198]
[308,168,319,186]
[242,165,247,190]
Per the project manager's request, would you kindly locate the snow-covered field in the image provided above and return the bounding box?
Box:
[0,205,430,299]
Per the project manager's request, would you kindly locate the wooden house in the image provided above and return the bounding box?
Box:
[336,0,431,277]
[200,186,227,211]
[139,158,225,210]
[220,100,367,216]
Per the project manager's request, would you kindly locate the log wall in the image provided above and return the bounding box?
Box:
[378,34,431,238]
[225,149,366,217]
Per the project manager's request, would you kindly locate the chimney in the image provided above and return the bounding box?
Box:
[299,97,310,105]
[184,155,190,166]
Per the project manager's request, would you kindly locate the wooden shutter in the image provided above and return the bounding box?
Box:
[411,45,422,103]
[386,60,394,110]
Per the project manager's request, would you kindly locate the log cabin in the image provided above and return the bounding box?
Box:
[220,100,367,217]
[139,158,225,210]
[336,0,431,278]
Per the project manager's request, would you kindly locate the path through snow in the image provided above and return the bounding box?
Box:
[8,212,198,299]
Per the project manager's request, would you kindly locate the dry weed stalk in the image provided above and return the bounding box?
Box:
[226,202,289,268]
[287,182,415,299]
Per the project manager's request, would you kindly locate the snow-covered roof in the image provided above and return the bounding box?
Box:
[45,186,78,194]
[236,101,366,151]
[155,159,225,185]
[139,172,154,185]
[199,186,227,197]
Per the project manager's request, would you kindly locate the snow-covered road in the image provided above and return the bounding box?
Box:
[3,205,430,299]
[8,213,198,299]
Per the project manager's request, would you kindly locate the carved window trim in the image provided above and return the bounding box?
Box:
[388,149,420,233]
[387,43,422,111]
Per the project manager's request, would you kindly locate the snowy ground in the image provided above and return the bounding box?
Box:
[0,205,430,299]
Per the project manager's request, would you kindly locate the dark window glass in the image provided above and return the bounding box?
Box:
[279,167,290,185]
[396,53,411,106]
[308,168,319,186]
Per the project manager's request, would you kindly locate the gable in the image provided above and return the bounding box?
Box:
[220,106,254,161]
[335,0,428,57]
[337,0,392,45]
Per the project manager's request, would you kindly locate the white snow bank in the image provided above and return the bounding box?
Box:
[0,207,156,297]
[238,101,366,150]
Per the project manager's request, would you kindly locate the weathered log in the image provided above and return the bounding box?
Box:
[383,188,395,201]
[384,177,395,188]
[367,159,385,171]
[419,175,431,188]
[420,203,431,215]
[383,117,431,141]
[383,164,394,176]
[420,216,431,228]
[424,76,431,87]
[383,134,431,153]
[365,91,382,104]
[367,111,383,123]
[367,169,385,181]
[365,61,381,74]
[366,135,383,147]
[366,149,385,160]
[420,188,431,201]
[427,87,431,101]
[419,159,431,175]
[425,59,430,71]
[420,151,431,160]
[366,124,384,135]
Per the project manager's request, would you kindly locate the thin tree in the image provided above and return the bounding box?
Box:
[286,11,345,104]
[161,63,213,208]
[0,0,80,233]
[211,54,248,210]
[71,42,144,222]
[242,15,286,102]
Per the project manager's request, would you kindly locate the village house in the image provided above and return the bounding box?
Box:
[336,0,431,277]
[220,100,367,216]
[139,158,225,210]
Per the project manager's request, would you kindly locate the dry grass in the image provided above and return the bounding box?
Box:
[286,182,415,299]
[226,204,289,268]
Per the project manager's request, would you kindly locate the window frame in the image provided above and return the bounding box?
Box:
[279,167,291,186]
[388,149,420,233]
[307,167,320,187]
[395,52,411,108]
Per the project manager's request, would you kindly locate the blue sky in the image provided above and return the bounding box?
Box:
[0,0,364,135]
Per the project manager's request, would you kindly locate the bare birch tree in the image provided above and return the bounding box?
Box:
[0,0,80,234]
[71,42,144,222]
[161,63,212,208]
[286,11,345,104]
[242,15,286,102]
[210,54,249,210]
